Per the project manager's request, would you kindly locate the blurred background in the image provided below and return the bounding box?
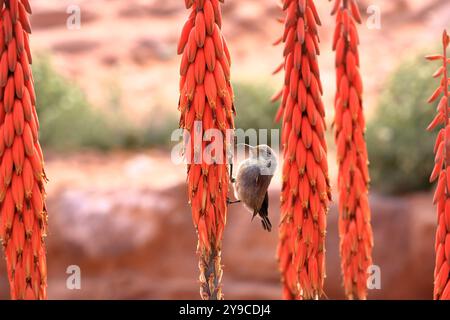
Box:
[0,0,448,299]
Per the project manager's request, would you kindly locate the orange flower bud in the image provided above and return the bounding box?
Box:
[177,0,234,300]
[331,0,374,300]
[0,2,47,299]
[428,29,450,300]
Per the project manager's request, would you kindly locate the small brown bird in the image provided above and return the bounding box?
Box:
[229,144,278,231]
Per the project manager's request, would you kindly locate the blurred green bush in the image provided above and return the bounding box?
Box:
[33,56,177,151]
[366,54,440,194]
[33,59,279,151]
[233,81,279,145]
[234,81,279,130]
[34,56,124,151]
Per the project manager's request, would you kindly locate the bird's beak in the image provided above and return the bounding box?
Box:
[236,143,256,156]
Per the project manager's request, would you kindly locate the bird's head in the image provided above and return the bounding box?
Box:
[250,144,272,159]
[249,144,278,175]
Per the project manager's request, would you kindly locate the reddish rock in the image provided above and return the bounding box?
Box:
[0,186,436,299]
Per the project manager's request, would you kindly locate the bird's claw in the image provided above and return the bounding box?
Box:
[229,163,236,184]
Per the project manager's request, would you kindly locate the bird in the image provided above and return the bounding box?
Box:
[229,144,278,232]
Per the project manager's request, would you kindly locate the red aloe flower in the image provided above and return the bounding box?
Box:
[274,0,331,300]
[177,0,234,300]
[0,0,48,300]
[427,30,450,300]
[330,0,373,300]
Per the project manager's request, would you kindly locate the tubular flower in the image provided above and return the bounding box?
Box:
[273,0,331,300]
[0,0,48,300]
[177,0,234,300]
[330,0,373,300]
[427,30,450,300]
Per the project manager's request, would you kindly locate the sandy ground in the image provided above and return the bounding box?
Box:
[0,150,433,300]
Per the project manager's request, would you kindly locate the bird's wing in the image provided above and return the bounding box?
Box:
[260,191,269,216]
[256,168,272,194]
[253,165,272,212]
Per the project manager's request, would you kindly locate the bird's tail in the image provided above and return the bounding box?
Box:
[259,191,271,232]
[261,215,272,232]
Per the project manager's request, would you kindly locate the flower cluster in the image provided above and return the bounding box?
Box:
[426,30,450,300]
[177,0,235,300]
[274,0,331,300]
[331,0,373,300]
[0,0,48,300]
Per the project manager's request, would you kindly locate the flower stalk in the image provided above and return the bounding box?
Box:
[0,0,48,300]
[177,0,234,300]
[274,0,331,300]
[427,30,450,300]
[330,0,374,300]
